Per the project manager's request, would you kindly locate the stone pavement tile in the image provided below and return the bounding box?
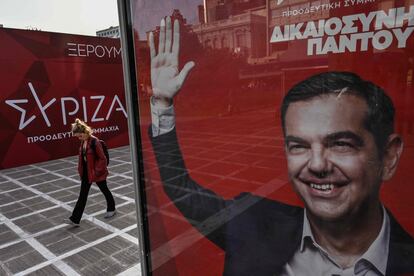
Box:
[39,207,71,221]
[13,213,44,227]
[106,160,125,167]
[0,241,31,261]
[110,165,132,174]
[77,227,111,243]
[36,227,78,247]
[112,177,133,186]
[105,215,136,229]
[36,222,91,243]
[18,174,61,186]
[18,220,55,235]
[84,202,107,214]
[35,183,62,194]
[111,196,127,206]
[0,202,25,214]
[87,188,102,197]
[0,168,20,174]
[0,194,16,205]
[2,205,32,219]
[0,224,19,245]
[0,175,8,182]
[81,256,124,276]
[38,162,70,171]
[78,247,106,263]
[60,194,80,204]
[63,253,90,271]
[20,196,48,206]
[124,191,136,199]
[51,211,75,226]
[112,245,140,267]
[126,228,139,238]
[51,212,74,226]
[38,233,86,255]
[115,155,132,163]
[94,236,133,256]
[48,189,76,201]
[28,200,56,212]
[105,181,123,190]
[0,181,19,192]
[0,265,9,275]
[8,189,36,201]
[3,251,47,274]
[26,264,65,276]
[53,179,79,189]
[112,186,135,196]
[106,176,124,183]
[3,168,44,179]
[115,203,135,215]
[124,172,133,178]
[21,196,55,210]
[56,168,78,177]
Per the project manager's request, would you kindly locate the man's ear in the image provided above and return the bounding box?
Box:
[382,134,404,181]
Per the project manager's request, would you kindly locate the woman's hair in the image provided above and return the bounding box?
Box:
[71,118,93,135]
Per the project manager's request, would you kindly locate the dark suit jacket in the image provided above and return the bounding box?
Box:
[151,128,414,275]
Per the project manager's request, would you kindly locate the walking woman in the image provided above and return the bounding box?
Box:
[65,118,116,226]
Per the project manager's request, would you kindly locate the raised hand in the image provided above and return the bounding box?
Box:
[149,16,195,107]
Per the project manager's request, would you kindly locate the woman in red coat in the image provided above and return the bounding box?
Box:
[66,119,116,226]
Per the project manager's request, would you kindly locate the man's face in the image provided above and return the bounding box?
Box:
[284,94,384,222]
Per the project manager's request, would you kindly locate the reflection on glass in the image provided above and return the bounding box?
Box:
[129,1,414,275]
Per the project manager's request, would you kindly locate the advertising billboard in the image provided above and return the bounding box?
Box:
[120,0,414,275]
[0,28,128,169]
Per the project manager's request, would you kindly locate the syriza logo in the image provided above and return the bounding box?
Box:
[5,82,128,130]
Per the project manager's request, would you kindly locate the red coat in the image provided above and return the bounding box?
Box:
[78,136,108,183]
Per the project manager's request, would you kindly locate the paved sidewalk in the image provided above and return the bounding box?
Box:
[0,146,142,275]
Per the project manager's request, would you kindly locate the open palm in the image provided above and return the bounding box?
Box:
[149,17,194,101]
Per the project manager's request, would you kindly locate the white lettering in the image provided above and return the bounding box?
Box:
[106,95,128,120]
[272,5,414,55]
[77,44,86,57]
[95,45,105,58]
[393,27,414,48]
[28,82,56,127]
[372,30,393,50]
[66,43,121,59]
[61,97,79,125]
[325,17,342,36]
[91,95,105,122]
[67,43,78,56]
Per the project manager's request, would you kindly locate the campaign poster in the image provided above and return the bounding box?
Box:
[127,0,414,274]
[0,28,128,169]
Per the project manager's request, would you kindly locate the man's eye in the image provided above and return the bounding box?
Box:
[288,144,308,154]
[331,141,355,151]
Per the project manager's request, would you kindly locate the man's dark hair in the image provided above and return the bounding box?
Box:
[281,71,395,153]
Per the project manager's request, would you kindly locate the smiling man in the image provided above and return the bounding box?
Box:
[149,17,414,275]
[278,72,412,275]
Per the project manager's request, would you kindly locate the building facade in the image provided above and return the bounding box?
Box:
[96,26,120,38]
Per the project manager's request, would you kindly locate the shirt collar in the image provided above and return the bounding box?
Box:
[300,206,390,275]
[300,210,313,252]
[355,205,390,275]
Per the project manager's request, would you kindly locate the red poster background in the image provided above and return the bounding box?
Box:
[0,28,128,169]
[132,1,414,275]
